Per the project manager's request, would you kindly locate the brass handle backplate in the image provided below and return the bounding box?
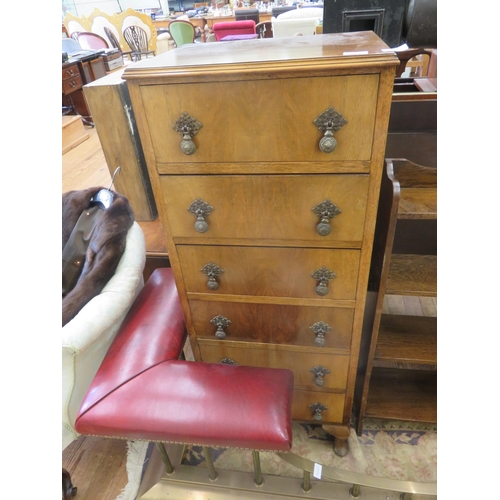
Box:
[188,198,213,233]
[311,266,337,296]
[219,358,238,365]
[173,112,203,155]
[310,321,333,347]
[210,315,231,340]
[309,402,328,421]
[201,262,224,290]
[313,107,347,154]
[310,365,331,387]
[312,199,342,236]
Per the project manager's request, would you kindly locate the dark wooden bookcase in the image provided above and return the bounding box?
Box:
[355,158,437,432]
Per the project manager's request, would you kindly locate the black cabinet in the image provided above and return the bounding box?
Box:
[323,0,407,47]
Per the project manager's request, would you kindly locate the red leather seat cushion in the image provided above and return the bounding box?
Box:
[76,360,294,451]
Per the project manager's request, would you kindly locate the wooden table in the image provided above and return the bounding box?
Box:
[138,218,167,258]
[137,218,169,282]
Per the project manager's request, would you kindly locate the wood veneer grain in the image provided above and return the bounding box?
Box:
[189,299,354,349]
[385,254,437,297]
[375,314,437,364]
[365,368,437,423]
[142,74,378,164]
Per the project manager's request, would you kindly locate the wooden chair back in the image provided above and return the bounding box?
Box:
[123,25,155,60]
[256,21,273,38]
[75,32,109,50]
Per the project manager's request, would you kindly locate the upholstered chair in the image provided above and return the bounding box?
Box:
[62,221,146,452]
[169,19,196,47]
[271,17,319,38]
[271,6,323,38]
[212,20,256,41]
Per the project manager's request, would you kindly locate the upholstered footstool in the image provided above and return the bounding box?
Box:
[75,267,294,485]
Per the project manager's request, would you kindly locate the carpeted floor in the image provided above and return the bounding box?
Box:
[181,420,437,483]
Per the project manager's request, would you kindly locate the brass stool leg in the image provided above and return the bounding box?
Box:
[350,484,361,498]
[202,446,218,480]
[156,442,175,474]
[302,470,311,492]
[252,450,263,486]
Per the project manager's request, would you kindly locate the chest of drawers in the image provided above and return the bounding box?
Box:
[62,62,83,95]
[123,32,397,456]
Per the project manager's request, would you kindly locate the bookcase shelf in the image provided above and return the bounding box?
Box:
[356,159,437,432]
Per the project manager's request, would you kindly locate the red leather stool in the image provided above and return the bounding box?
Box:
[75,268,294,484]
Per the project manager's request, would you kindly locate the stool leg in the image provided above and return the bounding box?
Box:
[156,442,175,474]
[252,451,263,486]
[350,484,361,498]
[202,446,218,480]
[302,470,311,492]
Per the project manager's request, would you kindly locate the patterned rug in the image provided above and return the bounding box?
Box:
[182,421,437,483]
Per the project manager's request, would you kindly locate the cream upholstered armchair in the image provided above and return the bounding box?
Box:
[271,7,322,38]
[62,221,146,451]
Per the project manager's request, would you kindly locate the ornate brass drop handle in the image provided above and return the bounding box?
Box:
[219,358,238,365]
[173,112,203,155]
[210,315,231,340]
[201,262,224,290]
[312,199,342,236]
[188,198,213,233]
[310,321,333,347]
[313,107,347,154]
[309,402,328,421]
[311,266,337,296]
[310,365,331,387]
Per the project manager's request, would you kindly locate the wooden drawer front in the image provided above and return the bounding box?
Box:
[178,245,360,300]
[142,74,378,163]
[198,341,350,391]
[292,390,345,424]
[189,299,354,349]
[62,74,83,94]
[62,65,80,81]
[160,174,369,245]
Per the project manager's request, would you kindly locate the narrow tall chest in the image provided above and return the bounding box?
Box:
[123,32,398,455]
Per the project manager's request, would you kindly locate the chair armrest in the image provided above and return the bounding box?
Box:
[62,222,145,353]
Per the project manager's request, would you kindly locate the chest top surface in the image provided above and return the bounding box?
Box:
[122,32,397,82]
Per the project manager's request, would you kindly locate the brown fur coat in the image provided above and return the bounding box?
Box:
[62,187,134,326]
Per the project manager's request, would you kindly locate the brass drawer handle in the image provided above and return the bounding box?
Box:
[309,402,328,421]
[201,262,224,290]
[219,358,238,365]
[66,69,75,77]
[310,321,332,347]
[311,266,337,296]
[188,198,213,233]
[313,106,347,154]
[69,81,77,88]
[210,315,231,340]
[173,112,202,155]
[312,199,342,236]
[310,365,331,387]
